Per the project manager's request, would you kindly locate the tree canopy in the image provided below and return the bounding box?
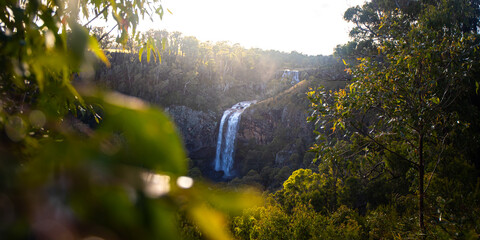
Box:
[223,1,480,239]
[308,0,480,237]
[0,0,261,239]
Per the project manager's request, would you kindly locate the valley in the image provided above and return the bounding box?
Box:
[91,34,347,190]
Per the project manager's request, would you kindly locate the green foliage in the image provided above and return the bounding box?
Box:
[233,200,366,240]
[0,0,262,239]
[95,30,334,112]
[170,1,480,238]
[93,31,345,191]
[365,204,417,239]
[275,169,336,214]
[231,163,476,239]
[11,93,188,239]
[308,0,480,237]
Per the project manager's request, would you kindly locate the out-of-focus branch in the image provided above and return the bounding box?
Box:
[84,3,111,27]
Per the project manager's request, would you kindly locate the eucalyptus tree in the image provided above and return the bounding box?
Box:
[309,0,480,237]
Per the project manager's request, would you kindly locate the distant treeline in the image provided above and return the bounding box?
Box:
[92,29,342,112]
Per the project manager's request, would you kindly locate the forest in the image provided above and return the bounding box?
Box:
[1,0,479,239]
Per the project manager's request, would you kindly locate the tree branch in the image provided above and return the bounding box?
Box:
[351,122,419,167]
[424,133,448,194]
[84,3,111,27]
[363,161,385,179]
[98,23,117,43]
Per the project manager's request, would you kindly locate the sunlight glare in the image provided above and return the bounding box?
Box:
[141,173,171,198]
[138,0,367,55]
[177,176,194,189]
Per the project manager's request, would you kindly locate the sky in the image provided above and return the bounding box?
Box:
[137,0,367,56]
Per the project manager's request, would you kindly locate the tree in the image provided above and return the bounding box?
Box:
[309,0,480,237]
[335,0,480,60]
[0,0,261,239]
[274,169,335,214]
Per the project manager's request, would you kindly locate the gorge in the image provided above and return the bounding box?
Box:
[93,38,344,186]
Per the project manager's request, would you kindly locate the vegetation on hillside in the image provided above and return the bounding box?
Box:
[91,31,348,190]
[228,78,346,191]
[93,30,336,112]
[0,0,261,239]
[2,0,479,239]
[229,0,480,239]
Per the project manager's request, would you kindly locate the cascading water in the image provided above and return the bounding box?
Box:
[214,101,256,177]
[282,69,300,85]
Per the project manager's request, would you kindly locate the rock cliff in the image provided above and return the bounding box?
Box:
[228,79,347,188]
[166,79,346,186]
[165,106,218,159]
[234,80,317,176]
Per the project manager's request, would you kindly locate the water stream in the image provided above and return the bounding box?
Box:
[214,101,256,177]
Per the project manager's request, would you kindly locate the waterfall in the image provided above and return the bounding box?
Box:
[214,101,256,177]
[282,69,300,85]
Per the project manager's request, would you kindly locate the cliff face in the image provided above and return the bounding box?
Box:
[238,106,313,147]
[165,79,346,185]
[233,80,317,177]
[166,106,218,159]
[230,79,347,186]
[237,108,281,145]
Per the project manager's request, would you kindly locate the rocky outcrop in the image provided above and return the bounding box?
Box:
[237,108,282,145]
[165,106,218,159]
[238,106,313,146]
[232,80,318,176]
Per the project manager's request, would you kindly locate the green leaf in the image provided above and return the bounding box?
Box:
[70,23,89,63]
[139,47,144,62]
[189,204,233,240]
[157,48,162,63]
[378,22,385,30]
[97,92,187,175]
[147,47,151,62]
[151,47,157,63]
[109,0,117,13]
[88,35,111,67]
[65,81,85,106]
[198,186,263,216]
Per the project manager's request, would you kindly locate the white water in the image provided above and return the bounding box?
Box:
[214,101,256,177]
[282,69,300,84]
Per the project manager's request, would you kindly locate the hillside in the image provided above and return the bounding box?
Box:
[229,78,346,189]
